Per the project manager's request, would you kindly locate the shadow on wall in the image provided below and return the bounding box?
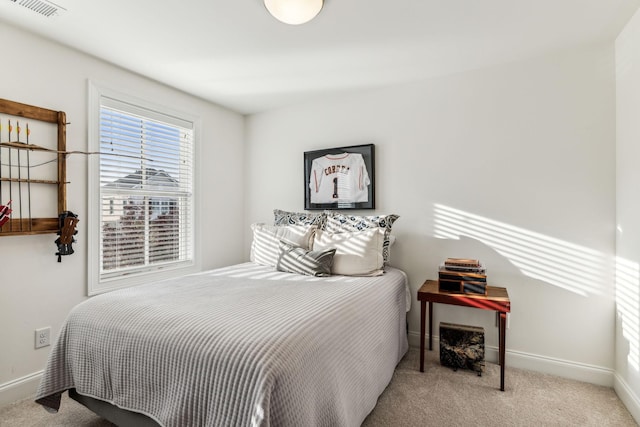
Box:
[616,256,640,372]
[432,203,607,297]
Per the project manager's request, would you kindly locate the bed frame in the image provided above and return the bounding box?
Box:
[69,389,160,427]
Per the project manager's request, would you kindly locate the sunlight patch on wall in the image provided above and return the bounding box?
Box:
[433,204,606,296]
[615,256,640,371]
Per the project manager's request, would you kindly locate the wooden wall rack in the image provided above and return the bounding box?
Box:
[0,98,66,236]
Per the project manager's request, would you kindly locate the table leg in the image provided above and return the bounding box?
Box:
[428,301,433,351]
[499,311,506,391]
[420,300,426,372]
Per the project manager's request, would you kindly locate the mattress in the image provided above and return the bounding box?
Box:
[35,262,409,426]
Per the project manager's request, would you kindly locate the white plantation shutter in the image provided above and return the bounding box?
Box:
[93,93,194,285]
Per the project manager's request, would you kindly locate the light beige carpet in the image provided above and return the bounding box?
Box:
[1,347,637,427]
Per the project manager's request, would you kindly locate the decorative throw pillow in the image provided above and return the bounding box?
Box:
[313,228,385,276]
[273,209,326,227]
[323,212,399,263]
[276,241,336,277]
[250,223,316,268]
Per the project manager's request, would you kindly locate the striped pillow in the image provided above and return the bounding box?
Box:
[276,241,336,277]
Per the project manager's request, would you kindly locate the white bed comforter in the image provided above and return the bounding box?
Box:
[36,262,408,427]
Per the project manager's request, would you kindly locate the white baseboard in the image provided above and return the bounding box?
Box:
[614,373,640,425]
[503,347,614,387]
[408,331,614,386]
[0,370,42,409]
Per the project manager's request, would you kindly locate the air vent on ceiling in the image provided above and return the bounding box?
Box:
[8,0,66,18]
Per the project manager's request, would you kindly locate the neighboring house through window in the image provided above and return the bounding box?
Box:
[88,83,197,294]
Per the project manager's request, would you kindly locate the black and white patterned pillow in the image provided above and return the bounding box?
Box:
[323,211,399,263]
[276,241,336,277]
[273,209,327,228]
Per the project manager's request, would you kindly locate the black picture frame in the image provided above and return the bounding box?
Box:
[304,143,375,210]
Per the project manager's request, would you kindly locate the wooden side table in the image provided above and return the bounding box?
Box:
[418,279,511,391]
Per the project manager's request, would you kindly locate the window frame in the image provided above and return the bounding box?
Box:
[87,81,200,295]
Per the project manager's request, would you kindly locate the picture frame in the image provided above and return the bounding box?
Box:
[304,143,375,210]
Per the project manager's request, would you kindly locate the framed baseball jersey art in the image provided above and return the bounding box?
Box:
[304,143,375,210]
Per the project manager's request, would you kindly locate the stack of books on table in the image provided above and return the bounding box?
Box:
[438,258,487,295]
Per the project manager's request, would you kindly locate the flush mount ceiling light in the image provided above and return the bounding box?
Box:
[264,0,323,25]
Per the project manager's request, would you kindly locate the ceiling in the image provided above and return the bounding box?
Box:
[1,0,639,115]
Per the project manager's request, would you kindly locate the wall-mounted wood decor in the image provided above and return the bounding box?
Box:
[0,98,67,236]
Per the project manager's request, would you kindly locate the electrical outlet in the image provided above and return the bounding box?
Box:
[35,327,51,349]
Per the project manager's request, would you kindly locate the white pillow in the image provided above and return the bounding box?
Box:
[250,223,316,267]
[323,212,399,263]
[313,228,385,276]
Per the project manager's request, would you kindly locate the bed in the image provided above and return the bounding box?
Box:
[35,261,409,426]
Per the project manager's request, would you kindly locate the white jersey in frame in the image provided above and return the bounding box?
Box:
[309,152,370,204]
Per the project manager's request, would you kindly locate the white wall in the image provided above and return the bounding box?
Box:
[615,8,640,422]
[0,23,246,406]
[246,44,618,385]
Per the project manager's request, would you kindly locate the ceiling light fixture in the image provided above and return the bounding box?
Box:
[264,0,323,25]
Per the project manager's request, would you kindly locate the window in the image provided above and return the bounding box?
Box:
[88,83,197,294]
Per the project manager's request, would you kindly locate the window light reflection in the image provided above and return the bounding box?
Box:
[433,204,606,296]
[615,256,640,371]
